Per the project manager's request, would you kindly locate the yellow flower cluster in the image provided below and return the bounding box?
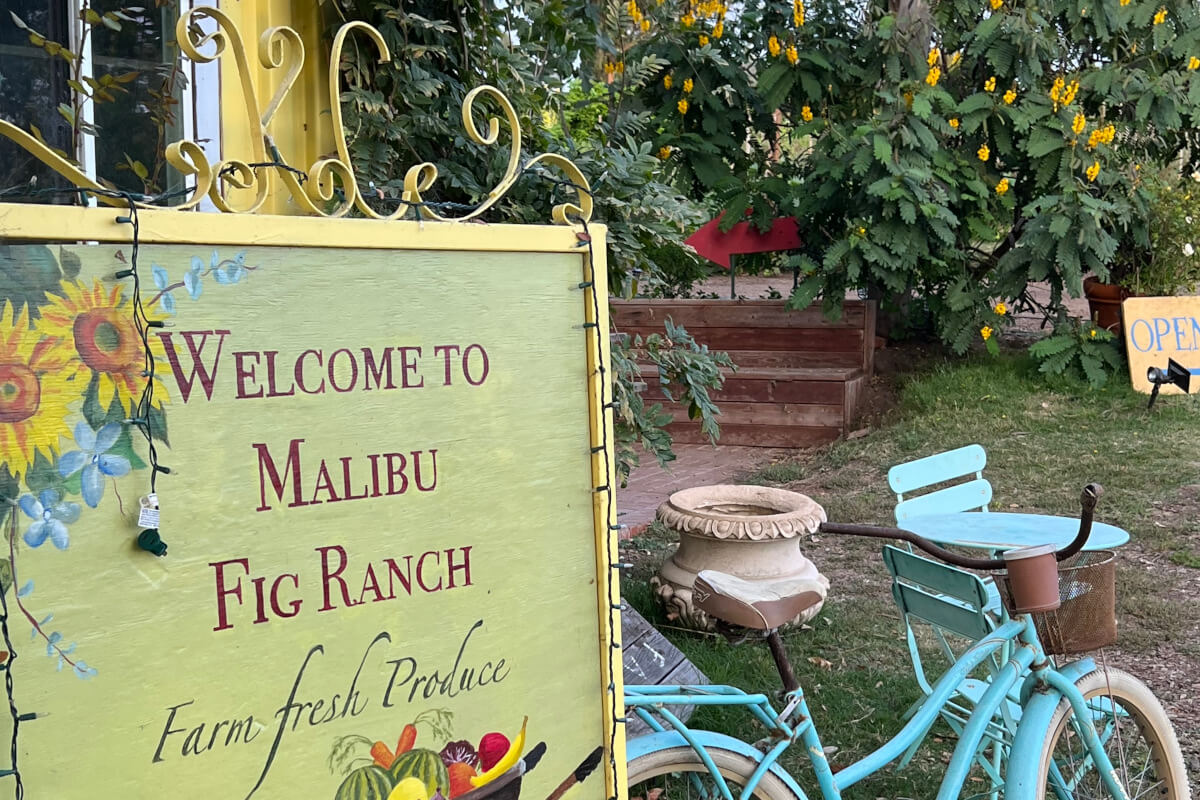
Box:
[949,52,962,69]
[1086,160,1100,182]
[768,35,782,57]
[627,0,650,31]
[1003,88,1017,105]
[1049,77,1079,111]
[1190,57,1200,71]
[990,0,1003,8]
[984,76,997,92]
[926,66,942,87]
[949,117,960,129]
[801,105,814,122]
[1153,7,1167,24]
[664,74,673,89]
[857,226,867,236]
[678,98,690,114]
[699,34,709,45]
[642,18,651,32]
[682,11,695,26]
[996,178,1010,195]
[794,0,806,26]
[1087,123,1115,149]
[978,144,991,161]
[786,45,799,65]
[658,146,673,159]
[683,78,694,93]
[980,326,994,341]
[927,48,940,67]
[694,0,726,17]
[994,302,1008,315]
[604,60,626,76]
[1120,0,1130,5]
[714,20,724,37]
[1072,112,1086,135]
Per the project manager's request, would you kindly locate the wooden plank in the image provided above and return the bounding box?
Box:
[641,375,848,406]
[636,364,860,381]
[666,423,842,447]
[625,658,710,737]
[862,300,877,375]
[612,300,869,330]
[659,401,843,427]
[706,350,865,369]
[843,374,866,429]
[617,326,864,353]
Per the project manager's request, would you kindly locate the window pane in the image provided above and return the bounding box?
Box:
[91,0,185,197]
[0,0,72,200]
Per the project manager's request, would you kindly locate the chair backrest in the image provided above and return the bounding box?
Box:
[882,545,993,641]
[888,444,992,522]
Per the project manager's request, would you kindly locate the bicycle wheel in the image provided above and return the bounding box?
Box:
[1035,667,1190,799]
[627,746,804,800]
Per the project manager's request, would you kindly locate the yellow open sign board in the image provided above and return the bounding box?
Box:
[1122,295,1200,395]
[0,208,622,799]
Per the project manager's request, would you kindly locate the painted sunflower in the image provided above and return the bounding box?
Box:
[38,281,169,411]
[0,303,74,476]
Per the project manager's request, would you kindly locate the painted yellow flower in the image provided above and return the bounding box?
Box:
[980,326,994,340]
[1072,112,1086,135]
[786,45,799,65]
[38,280,169,413]
[926,66,942,87]
[1086,160,1100,182]
[699,34,710,45]
[994,302,1008,315]
[928,48,940,67]
[0,303,74,476]
[949,117,960,129]
[984,76,997,92]
[1189,57,1200,70]
[978,144,991,161]
[1003,88,1017,104]
[664,74,673,90]
[1153,7,1166,24]
[801,105,814,122]
[658,146,673,159]
[996,178,1010,195]
[678,98,689,114]
[683,78,694,93]
[768,35,782,57]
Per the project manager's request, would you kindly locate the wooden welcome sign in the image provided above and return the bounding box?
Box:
[1122,295,1200,395]
[0,212,621,799]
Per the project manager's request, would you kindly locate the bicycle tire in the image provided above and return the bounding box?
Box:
[1035,666,1190,799]
[627,746,804,800]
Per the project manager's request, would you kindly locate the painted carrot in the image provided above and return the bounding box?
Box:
[396,723,418,756]
[371,741,395,769]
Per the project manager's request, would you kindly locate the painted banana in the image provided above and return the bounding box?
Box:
[469,718,528,788]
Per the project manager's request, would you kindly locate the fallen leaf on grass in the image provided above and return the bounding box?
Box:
[808,656,833,670]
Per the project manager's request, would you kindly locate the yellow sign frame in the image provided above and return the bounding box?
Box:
[0,204,624,799]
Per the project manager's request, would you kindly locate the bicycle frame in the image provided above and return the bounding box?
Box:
[625,615,1132,800]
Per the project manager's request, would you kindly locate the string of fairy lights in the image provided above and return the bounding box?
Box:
[0,164,625,799]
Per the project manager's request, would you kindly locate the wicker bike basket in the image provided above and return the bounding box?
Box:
[998,550,1117,655]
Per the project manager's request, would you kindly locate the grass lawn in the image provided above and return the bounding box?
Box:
[620,351,1200,797]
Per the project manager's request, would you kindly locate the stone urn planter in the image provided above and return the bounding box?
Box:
[651,485,830,632]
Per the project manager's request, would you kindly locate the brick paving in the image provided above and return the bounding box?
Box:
[618,444,796,536]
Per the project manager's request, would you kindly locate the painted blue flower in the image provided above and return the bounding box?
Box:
[19,490,81,550]
[213,250,248,285]
[151,263,176,314]
[57,422,131,508]
[184,256,204,300]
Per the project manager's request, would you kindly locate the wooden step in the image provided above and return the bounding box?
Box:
[622,605,708,735]
[639,365,860,405]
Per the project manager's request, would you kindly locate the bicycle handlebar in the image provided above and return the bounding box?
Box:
[817,483,1104,571]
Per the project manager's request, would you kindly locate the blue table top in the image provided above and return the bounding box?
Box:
[900,512,1130,552]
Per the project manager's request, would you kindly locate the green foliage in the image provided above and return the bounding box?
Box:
[1028,319,1124,388]
[612,321,735,484]
[616,0,1200,361]
[1122,172,1200,295]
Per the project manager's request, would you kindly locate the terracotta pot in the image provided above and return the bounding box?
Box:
[650,485,829,631]
[1082,277,1131,336]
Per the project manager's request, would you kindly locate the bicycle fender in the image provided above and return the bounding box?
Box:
[627,730,812,800]
[1006,659,1097,793]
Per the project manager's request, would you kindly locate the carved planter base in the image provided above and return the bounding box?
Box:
[651,485,830,631]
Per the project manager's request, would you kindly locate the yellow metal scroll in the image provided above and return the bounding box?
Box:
[0,12,591,224]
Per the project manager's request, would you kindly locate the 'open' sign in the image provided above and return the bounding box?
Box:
[1122,296,1200,395]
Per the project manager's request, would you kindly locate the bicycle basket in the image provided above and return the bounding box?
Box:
[999,550,1117,655]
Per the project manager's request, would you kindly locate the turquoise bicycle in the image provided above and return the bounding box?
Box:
[624,484,1190,799]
